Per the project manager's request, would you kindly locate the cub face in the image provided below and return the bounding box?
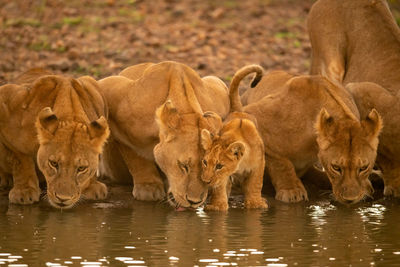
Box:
[200,129,245,187]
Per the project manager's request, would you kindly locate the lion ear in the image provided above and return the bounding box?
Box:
[362,109,383,148]
[201,129,213,150]
[227,141,245,161]
[156,100,181,130]
[200,111,223,137]
[88,116,110,151]
[155,100,181,142]
[36,107,59,144]
[315,108,334,150]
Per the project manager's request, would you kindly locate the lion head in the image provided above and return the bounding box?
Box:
[200,127,245,187]
[153,101,222,210]
[36,107,109,209]
[315,108,382,204]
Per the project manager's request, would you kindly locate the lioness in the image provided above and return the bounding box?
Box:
[308,0,400,95]
[347,82,400,196]
[98,61,229,209]
[200,66,267,211]
[0,69,110,208]
[308,0,400,197]
[234,65,382,204]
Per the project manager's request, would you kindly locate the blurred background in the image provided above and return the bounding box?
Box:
[0,0,399,85]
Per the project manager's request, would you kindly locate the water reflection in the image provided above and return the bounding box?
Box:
[1,188,400,266]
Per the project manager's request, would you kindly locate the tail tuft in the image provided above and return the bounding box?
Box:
[229,64,264,112]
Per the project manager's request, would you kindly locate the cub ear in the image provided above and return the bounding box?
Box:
[36,107,59,144]
[200,111,223,137]
[362,109,383,148]
[201,129,213,150]
[227,141,245,161]
[315,108,334,150]
[88,116,110,151]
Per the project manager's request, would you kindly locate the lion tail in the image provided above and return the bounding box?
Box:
[229,64,264,112]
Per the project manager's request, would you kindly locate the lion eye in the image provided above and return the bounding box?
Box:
[178,161,190,174]
[49,160,59,169]
[202,159,207,167]
[215,163,223,170]
[359,165,369,173]
[331,164,342,174]
[77,166,88,173]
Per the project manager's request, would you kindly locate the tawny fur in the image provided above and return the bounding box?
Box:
[308,0,400,198]
[236,65,382,204]
[201,116,267,211]
[97,61,230,209]
[308,0,400,94]
[200,65,267,211]
[0,69,110,208]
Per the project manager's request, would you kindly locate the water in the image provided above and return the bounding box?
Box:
[1,185,400,266]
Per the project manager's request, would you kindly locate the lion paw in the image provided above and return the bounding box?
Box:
[205,201,229,211]
[383,185,400,198]
[245,197,268,209]
[133,182,166,201]
[82,180,108,200]
[276,187,308,203]
[9,185,40,205]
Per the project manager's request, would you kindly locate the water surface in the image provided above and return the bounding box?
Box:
[1,185,400,266]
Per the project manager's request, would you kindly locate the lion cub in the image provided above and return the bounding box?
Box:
[200,66,268,211]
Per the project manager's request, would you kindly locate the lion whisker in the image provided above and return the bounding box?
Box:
[319,190,333,197]
[157,197,171,207]
[41,192,48,201]
[363,192,374,202]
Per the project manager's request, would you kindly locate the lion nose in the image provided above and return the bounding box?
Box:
[186,193,205,205]
[55,193,72,203]
[342,199,356,205]
[201,176,212,185]
[340,187,360,202]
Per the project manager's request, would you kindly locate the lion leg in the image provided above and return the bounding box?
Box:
[0,142,12,189]
[310,48,345,83]
[81,176,108,200]
[242,165,268,209]
[118,143,165,201]
[308,4,346,83]
[205,179,229,211]
[267,155,308,203]
[9,152,41,204]
[381,164,400,197]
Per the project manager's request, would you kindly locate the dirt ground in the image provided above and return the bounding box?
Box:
[1,0,399,85]
[0,0,316,85]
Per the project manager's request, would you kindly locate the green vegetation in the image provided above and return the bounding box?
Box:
[55,46,67,53]
[118,8,144,23]
[274,31,296,39]
[224,75,233,82]
[62,16,83,26]
[29,35,50,51]
[293,40,301,48]
[73,65,104,78]
[223,0,237,8]
[5,18,41,28]
[393,11,400,26]
[164,44,179,53]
